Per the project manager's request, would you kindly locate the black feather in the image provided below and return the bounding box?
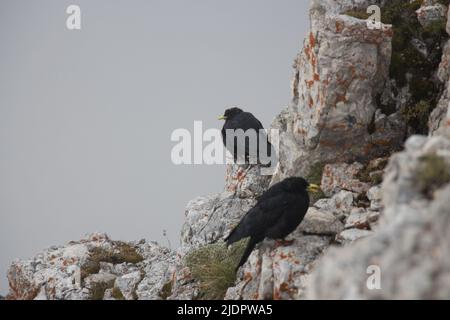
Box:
[220,107,272,164]
[226,177,311,269]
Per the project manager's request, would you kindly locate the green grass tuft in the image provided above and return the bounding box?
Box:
[185,239,248,300]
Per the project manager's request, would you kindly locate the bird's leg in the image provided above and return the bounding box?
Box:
[274,239,295,247]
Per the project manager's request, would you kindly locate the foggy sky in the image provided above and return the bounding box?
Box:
[0,0,309,294]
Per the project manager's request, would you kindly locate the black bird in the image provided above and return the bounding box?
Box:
[218,107,272,165]
[225,177,320,269]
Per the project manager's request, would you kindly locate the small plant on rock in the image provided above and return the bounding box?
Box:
[185,239,248,300]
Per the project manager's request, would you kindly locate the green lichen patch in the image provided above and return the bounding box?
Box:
[185,239,247,300]
[415,154,450,197]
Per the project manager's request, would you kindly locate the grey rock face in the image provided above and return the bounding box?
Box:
[321,163,370,197]
[116,271,143,300]
[180,193,256,252]
[180,164,270,254]
[298,208,344,236]
[307,135,450,299]
[135,241,176,300]
[225,234,331,300]
[6,233,176,300]
[344,208,374,230]
[84,273,116,300]
[313,190,357,218]
[336,229,374,244]
[271,0,405,184]
[430,4,450,135]
[416,1,447,29]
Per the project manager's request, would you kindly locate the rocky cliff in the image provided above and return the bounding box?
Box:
[6,0,450,300]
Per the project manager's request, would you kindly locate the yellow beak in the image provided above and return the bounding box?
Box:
[218,115,227,120]
[307,183,321,193]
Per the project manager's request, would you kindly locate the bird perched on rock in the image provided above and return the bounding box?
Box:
[218,107,272,165]
[225,177,320,269]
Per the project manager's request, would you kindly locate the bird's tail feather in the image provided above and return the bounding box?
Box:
[225,227,240,246]
[236,237,257,271]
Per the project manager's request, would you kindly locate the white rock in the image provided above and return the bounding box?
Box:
[299,208,344,235]
[336,229,374,244]
[114,271,142,300]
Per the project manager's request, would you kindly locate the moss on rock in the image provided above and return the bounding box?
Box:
[80,242,144,280]
[111,286,125,300]
[159,280,173,300]
[345,0,448,135]
[415,153,450,197]
[385,0,447,134]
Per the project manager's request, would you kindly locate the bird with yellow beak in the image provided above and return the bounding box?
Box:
[218,107,273,164]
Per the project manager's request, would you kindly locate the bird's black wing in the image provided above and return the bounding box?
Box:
[238,112,264,131]
[225,192,292,245]
[223,112,264,134]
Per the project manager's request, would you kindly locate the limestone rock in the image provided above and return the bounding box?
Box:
[336,229,374,244]
[180,193,256,253]
[344,208,371,230]
[299,208,344,236]
[271,0,404,183]
[225,164,271,198]
[366,185,382,211]
[416,1,447,29]
[225,234,331,300]
[6,233,175,300]
[321,163,370,197]
[314,190,357,217]
[307,135,450,299]
[115,271,143,300]
[84,273,116,300]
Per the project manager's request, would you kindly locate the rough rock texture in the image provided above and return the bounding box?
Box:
[6,0,450,301]
[180,165,270,254]
[6,233,176,300]
[307,134,450,299]
[416,1,447,29]
[430,3,450,135]
[225,234,331,300]
[298,208,344,236]
[321,163,370,196]
[271,0,405,184]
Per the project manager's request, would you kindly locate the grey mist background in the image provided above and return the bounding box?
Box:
[0,0,309,294]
